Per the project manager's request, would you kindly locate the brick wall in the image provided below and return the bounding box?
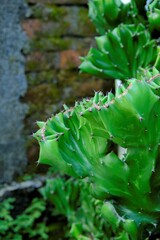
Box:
[23,0,113,174]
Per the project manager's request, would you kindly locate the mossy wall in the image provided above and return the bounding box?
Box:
[23,0,114,175]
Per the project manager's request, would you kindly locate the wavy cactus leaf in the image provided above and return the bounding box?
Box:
[35,74,160,239]
[34,93,110,178]
[88,0,146,34]
[88,0,121,34]
[123,219,138,240]
[80,24,157,80]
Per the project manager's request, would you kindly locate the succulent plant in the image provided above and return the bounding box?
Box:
[80,24,157,80]
[88,0,147,34]
[81,0,160,82]
[34,71,160,239]
[40,177,110,240]
[34,0,160,239]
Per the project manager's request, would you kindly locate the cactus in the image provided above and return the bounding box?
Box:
[34,73,160,239]
[88,0,146,34]
[34,0,160,238]
[40,177,111,239]
[80,0,160,82]
[80,24,157,80]
[88,0,159,35]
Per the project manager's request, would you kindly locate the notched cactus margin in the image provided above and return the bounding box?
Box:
[35,92,110,178]
[34,74,160,239]
[88,0,146,34]
[80,24,157,80]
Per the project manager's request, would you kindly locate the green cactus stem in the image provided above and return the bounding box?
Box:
[80,24,158,80]
[34,72,160,239]
[88,0,146,34]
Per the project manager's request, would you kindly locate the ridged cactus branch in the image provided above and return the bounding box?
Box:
[80,24,157,80]
[34,1,160,238]
[34,73,160,239]
[88,0,146,34]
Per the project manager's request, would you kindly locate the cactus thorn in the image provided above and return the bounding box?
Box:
[100,160,104,165]
[139,117,143,121]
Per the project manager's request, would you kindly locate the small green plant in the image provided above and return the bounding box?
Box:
[40,177,110,239]
[34,0,160,239]
[0,197,48,240]
[1,174,112,239]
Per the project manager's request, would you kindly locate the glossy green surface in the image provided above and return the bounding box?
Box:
[34,75,160,239]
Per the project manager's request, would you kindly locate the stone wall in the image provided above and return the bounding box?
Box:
[0,0,29,183]
[0,0,113,183]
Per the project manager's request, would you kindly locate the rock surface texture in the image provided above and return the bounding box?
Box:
[0,0,29,183]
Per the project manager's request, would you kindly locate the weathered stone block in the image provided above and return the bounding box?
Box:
[26,51,60,71]
[59,50,81,69]
[0,0,29,183]
[25,83,61,105]
[27,70,57,86]
[41,7,95,37]
[0,141,27,183]
[30,37,94,52]
[31,4,67,21]
[27,0,87,4]
[22,19,41,38]
[26,49,85,71]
